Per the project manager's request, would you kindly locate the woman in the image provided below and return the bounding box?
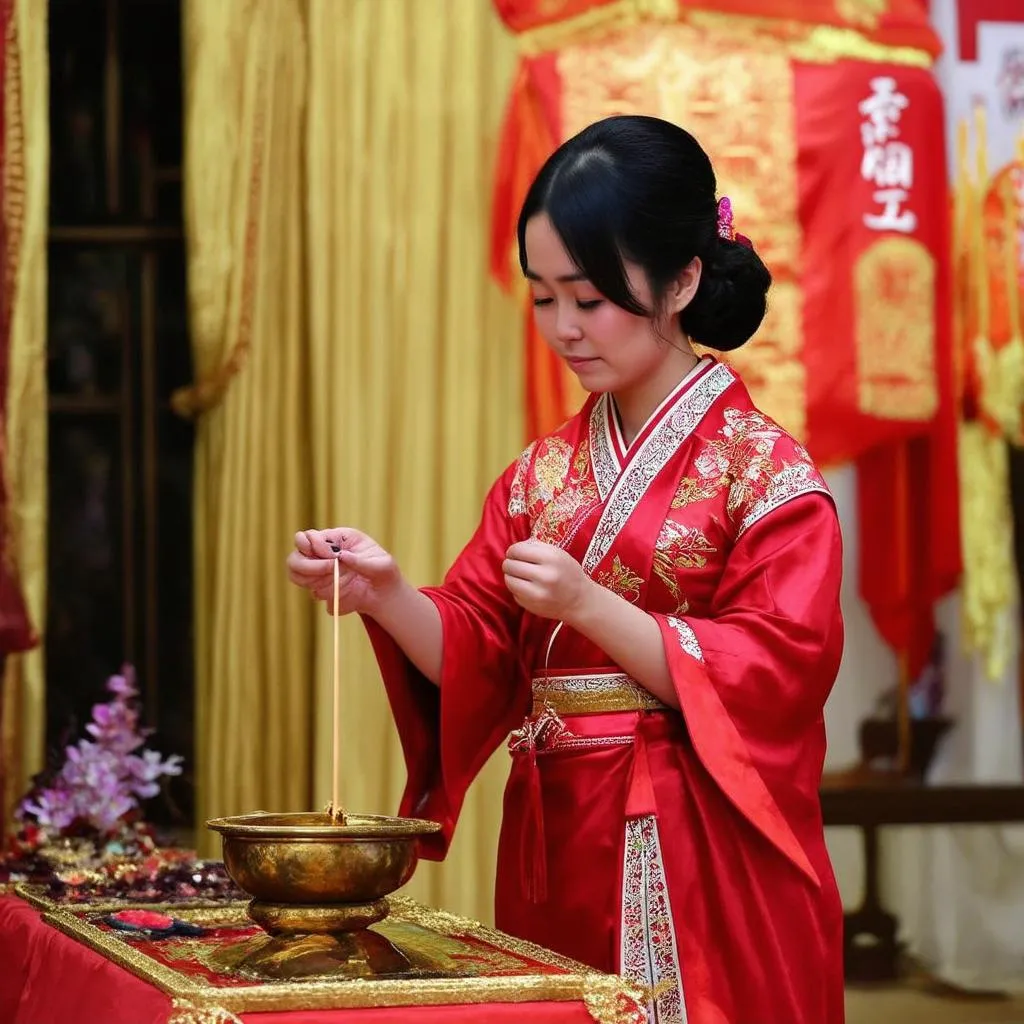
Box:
[287,115,845,1024]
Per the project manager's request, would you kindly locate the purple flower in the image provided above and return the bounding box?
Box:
[126,750,184,799]
[85,700,144,754]
[16,665,184,838]
[106,665,138,698]
[21,788,77,831]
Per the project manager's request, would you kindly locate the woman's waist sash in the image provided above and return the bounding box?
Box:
[530,671,666,717]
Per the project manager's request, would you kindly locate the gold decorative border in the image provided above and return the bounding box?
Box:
[206,812,442,840]
[13,883,245,916]
[531,674,666,715]
[38,894,644,1018]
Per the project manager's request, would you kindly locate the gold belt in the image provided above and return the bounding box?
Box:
[530,672,666,716]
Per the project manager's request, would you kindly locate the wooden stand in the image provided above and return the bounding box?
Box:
[820,782,1024,982]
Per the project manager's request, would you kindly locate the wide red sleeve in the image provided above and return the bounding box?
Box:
[653,492,844,886]
[364,464,532,859]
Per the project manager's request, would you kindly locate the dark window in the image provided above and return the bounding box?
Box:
[47,0,193,826]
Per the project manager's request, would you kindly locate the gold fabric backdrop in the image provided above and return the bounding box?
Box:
[181,0,316,861]
[2,0,49,823]
[183,0,521,921]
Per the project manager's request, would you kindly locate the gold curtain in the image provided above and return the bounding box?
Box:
[185,0,522,923]
[304,1,519,921]
[1,0,48,822]
[181,0,316,848]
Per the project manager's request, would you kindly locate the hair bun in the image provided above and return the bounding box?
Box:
[679,237,772,352]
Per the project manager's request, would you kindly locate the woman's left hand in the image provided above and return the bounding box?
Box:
[503,539,592,621]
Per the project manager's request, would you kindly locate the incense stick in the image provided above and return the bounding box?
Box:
[325,555,346,824]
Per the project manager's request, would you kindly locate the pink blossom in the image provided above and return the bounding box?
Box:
[106,665,138,698]
[16,665,183,838]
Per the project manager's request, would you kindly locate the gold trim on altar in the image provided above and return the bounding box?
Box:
[28,892,645,1023]
[12,883,244,916]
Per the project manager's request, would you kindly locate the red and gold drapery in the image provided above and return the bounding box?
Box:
[490,0,959,682]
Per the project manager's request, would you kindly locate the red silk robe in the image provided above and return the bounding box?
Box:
[366,358,845,1023]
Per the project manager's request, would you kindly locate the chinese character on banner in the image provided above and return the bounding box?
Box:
[860,76,917,232]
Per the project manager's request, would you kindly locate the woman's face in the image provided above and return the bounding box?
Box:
[523,214,695,396]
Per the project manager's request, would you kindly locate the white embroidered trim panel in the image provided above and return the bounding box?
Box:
[589,394,620,502]
[582,363,735,576]
[735,464,833,539]
[620,815,688,1024]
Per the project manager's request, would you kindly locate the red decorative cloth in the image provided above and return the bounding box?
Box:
[0,896,604,1024]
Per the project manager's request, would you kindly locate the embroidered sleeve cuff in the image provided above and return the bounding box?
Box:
[667,615,704,663]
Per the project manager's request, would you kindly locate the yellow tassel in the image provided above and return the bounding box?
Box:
[958,422,1016,681]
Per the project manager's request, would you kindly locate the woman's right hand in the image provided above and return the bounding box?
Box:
[286,528,403,616]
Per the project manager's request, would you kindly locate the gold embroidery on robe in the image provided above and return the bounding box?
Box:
[671,461,728,510]
[668,408,827,537]
[510,438,601,543]
[596,555,645,604]
[521,437,602,546]
[572,440,591,479]
[508,441,538,518]
[652,521,716,613]
[671,409,784,513]
[530,437,576,506]
[721,410,794,520]
[737,460,831,537]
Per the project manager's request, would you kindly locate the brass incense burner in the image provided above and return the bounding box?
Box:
[207,811,442,978]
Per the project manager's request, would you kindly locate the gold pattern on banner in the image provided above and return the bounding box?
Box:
[559,20,808,439]
[854,237,938,420]
[519,5,932,67]
[834,0,887,28]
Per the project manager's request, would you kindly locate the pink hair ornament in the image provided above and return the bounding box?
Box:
[716,196,753,249]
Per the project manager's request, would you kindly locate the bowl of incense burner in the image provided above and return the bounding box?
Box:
[207,811,441,935]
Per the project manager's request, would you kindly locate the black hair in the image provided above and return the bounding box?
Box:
[517,114,771,352]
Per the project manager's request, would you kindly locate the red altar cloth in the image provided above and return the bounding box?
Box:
[0,897,598,1024]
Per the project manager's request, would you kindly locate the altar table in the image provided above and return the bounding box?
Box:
[0,890,640,1024]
